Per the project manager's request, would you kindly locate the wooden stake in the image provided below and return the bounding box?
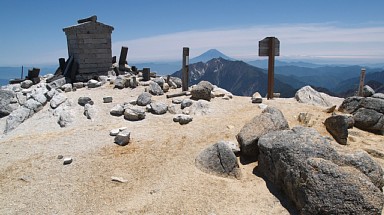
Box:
[182,47,189,91]
[357,68,366,96]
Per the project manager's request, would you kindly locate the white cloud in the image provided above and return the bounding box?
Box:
[112,23,384,63]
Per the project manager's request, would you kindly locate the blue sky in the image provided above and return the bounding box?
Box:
[0,0,384,66]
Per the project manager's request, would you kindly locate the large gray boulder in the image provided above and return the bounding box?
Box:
[149,82,164,96]
[362,85,375,97]
[124,107,146,121]
[360,97,384,114]
[4,107,31,133]
[150,102,168,115]
[324,115,354,145]
[258,127,384,214]
[136,92,152,106]
[50,93,67,109]
[353,108,384,133]
[295,86,333,107]
[236,107,289,157]
[0,89,16,117]
[195,142,241,179]
[191,81,213,101]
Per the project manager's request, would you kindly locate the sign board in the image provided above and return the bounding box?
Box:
[259,37,280,56]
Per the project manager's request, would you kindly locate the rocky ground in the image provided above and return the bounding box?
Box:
[0,81,383,214]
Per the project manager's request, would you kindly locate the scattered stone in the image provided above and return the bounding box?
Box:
[114,76,127,89]
[251,92,263,103]
[4,107,31,133]
[21,89,32,94]
[169,77,182,88]
[114,129,131,146]
[58,109,73,127]
[61,83,72,92]
[111,176,128,183]
[109,128,120,136]
[0,89,16,117]
[324,115,354,145]
[295,85,333,107]
[191,81,213,101]
[119,127,127,131]
[181,99,193,109]
[227,125,235,129]
[162,83,170,93]
[212,87,232,98]
[124,107,146,121]
[129,100,137,105]
[110,104,124,116]
[173,114,193,125]
[362,85,375,97]
[323,105,337,113]
[20,80,33,89]
[136,92,152,106]
[48,76,67,89]
[50,93,67,109]
[84,103,96,120]
[30,88,48,106]
[338,96,363,114]
[152,77,165,88]
[87,79,101,88]
[298,112,315,127]
[98,75,108,84]
[188,100,210,116]
[103,96,113,103]
[222,95,231,100]
[57,155,63,159]
[15,92,27,106]
[63,157,73,165]
[353,108,384,133]
[168,104,181,114]
[172,98,183,104]
[236,107,289,157]
[258,126,384,214]
[149,82,164,96]
[78,97,93,106]
[73,82,84,89]
[150,102,168,115]
[195,141,241,179]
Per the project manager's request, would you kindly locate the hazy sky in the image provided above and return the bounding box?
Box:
[0,0,383,66]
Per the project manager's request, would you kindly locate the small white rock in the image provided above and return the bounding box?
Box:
[110,129,120,136]
[111,176,128,183]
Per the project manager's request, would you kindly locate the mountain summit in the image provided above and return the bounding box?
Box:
[190,49,235,63]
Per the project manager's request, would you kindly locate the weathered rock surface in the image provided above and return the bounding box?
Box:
[20,80,33,89]
[78,97,93,106]
[173,114,193,125]
[114,76,127,89]
[181,99,193,109]
[61,83,72,92]
[373,93,384,100]
[236,107,289,157]
[324,115,354,145]
[58,109,73,127]
[150,102,168,115]
[50,93,67,109]
[103,96,113,103]
[338,96,363,114]
[110,104,125,116]
[136,92,152,106]
[87,79,101,88]
[188,100,210,116]
[124,107,146,121]
[169,77,182,88]
[251,92,262,103]
[48,76,67,89]
[258,127,384,214]
[114,129,131,146]
[362,85,375,97]
[4,107,31,133]
[295,86,333,107]
[0,89,16,117]
[191,81,213,101]
[195,142,241,179]
[167,104,181,114]
[354,108,384,133]
[84,103,96,120]
[149,82,164,96]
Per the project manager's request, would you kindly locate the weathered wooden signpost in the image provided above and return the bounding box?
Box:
[357,68,366,96]
[182,47,190,91]
[259,37,280,99]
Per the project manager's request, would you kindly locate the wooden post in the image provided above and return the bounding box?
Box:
[357,68,366,96]
[21,66,24,79]
[267,38,276,100]
[143,68,150,81]
[59,58,66,72]
[119,46,128,66]
[182,47,190,91]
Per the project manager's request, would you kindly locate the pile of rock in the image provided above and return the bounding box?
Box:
[338,86,384,134]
